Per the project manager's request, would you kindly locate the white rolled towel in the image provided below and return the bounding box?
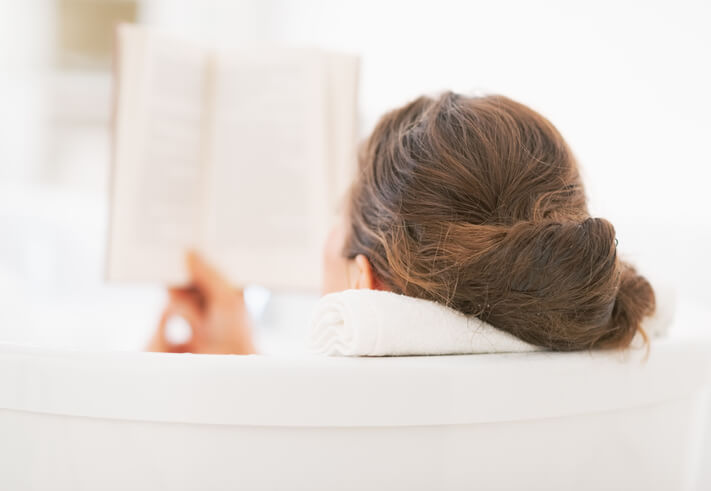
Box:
[309,289,541,356]
[309,286,675,357]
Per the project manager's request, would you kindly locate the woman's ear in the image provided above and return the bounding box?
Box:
[348,254,376,289]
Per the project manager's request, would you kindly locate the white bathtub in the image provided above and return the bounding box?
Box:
[1,337,710,490]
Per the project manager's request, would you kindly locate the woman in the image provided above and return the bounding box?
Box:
[148,92,655,354]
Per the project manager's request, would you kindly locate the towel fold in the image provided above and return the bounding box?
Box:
[309,286,675,357]
[309,289,541,356]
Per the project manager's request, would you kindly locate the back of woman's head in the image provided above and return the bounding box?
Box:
[345,92,655,351]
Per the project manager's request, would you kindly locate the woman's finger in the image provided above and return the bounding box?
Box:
[149,296,204,353]
[166,294,204,332]
[186,251,232,298]
[169,286,205,311]
[146,306,174,352]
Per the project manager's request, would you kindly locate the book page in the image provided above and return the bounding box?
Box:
[324,52,360,216]
[202,49,329,290]
[108,26,209,283]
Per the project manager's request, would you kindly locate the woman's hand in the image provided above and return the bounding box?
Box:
[147,252,257,354]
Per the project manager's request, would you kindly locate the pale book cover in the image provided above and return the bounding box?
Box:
[107,25,359,290]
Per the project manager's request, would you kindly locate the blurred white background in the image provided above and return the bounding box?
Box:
[1,0,710,486]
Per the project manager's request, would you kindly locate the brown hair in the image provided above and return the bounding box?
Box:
[345,92,655,351]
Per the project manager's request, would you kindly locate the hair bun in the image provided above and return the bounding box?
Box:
[605,263,656,347]
[502,217,618,296]
[467,217,654,350]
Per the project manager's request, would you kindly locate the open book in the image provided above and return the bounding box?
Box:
[107,25,359,290]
